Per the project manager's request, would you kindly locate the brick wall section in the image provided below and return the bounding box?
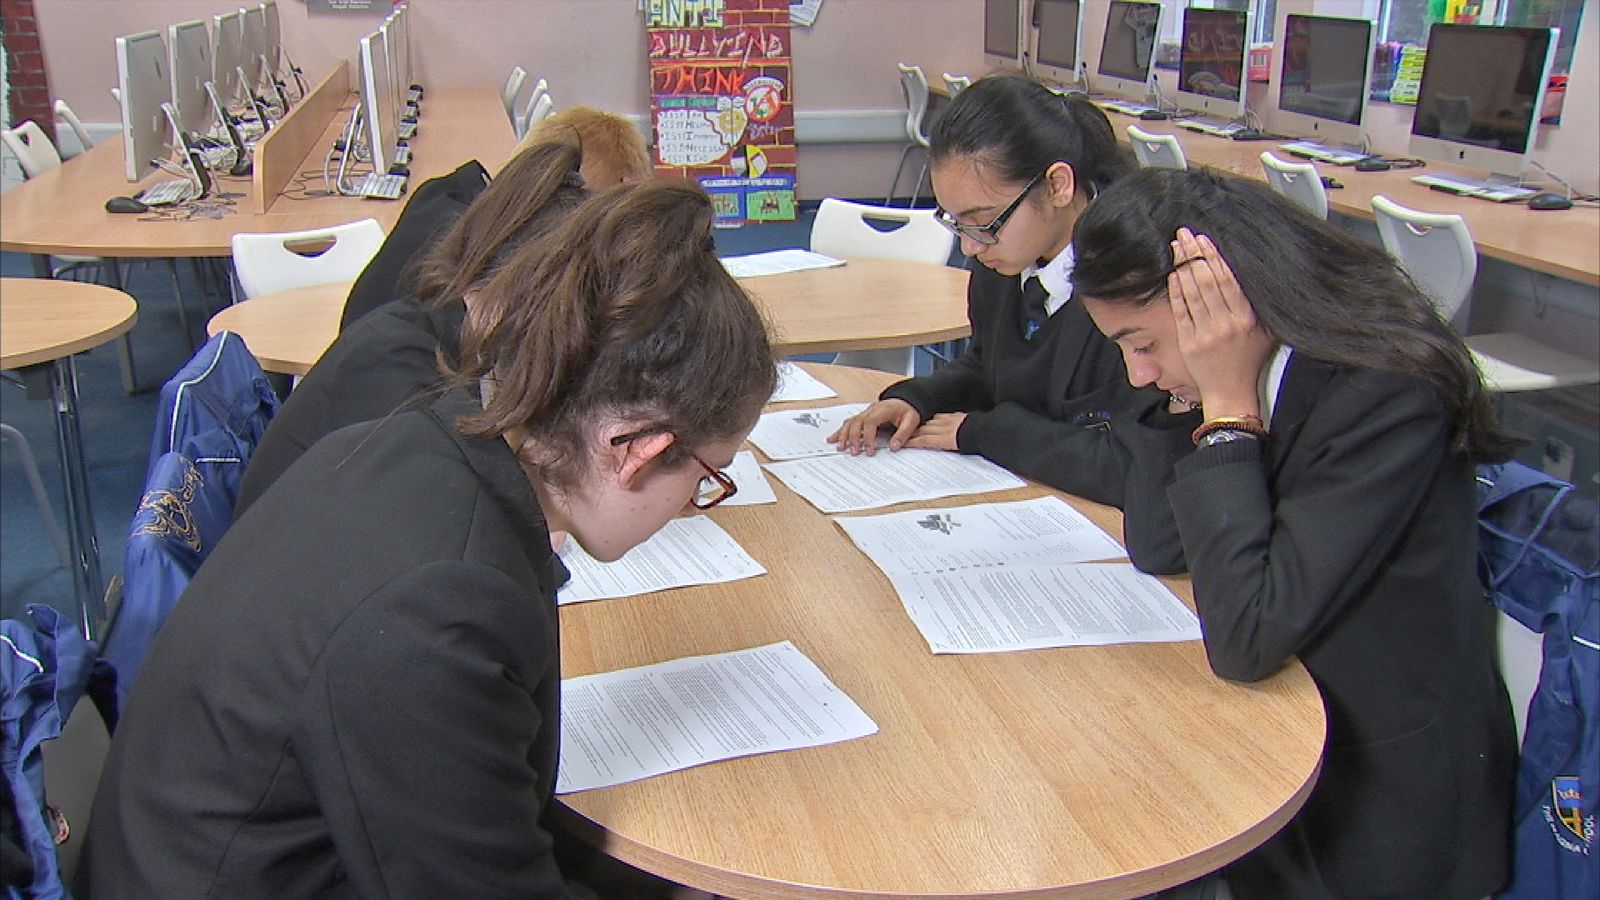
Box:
[2,0,54,146]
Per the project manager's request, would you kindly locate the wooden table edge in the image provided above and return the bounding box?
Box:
[0,281,140,368]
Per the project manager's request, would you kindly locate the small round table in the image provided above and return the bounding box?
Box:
[208,259,974,376]
[1,277,139,635]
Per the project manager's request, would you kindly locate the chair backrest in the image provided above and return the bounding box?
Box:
[1259,151,1328,220]
[53,100,95,157]
[502,65,529,120]
[230,217,387,300]
[897,63,931,147]
[1371,194,1478,324]
[1127,125,1186,170]
[943,72,972,96]
[1,120,63,179]
[515,78,549,138]
[810,198,955,265]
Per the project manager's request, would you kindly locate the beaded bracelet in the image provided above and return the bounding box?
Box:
[1191,415,1268,446]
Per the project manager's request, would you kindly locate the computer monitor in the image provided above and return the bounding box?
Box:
[1094,1,1163,104]
[383,8,414,118]
[983,0,1024,71]
[1408,23,1557,179]
[240,4,269,95]
[1031,0,1083,88]
[358,30,399,174]
[168,20,213,138]
[1175,6,1251,121]
[210,10,245,107]
[1274,14,1374,149]
[116,30,174,182]
[260,1,283,79]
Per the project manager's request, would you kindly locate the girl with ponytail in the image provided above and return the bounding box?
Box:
[827,73,1183,515]
[85,181,776,898]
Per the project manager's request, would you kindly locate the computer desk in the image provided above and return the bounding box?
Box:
[553,361,1326,900]
[0,68,515,260]
[205,259,974,376]
[1108,115,1600,288]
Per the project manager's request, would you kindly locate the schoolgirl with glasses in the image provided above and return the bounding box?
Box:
[829,73,1195,571]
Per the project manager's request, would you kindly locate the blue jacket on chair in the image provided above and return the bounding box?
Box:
[1477,461,1599,900]
[101,332,279,724]
[2,605,98,900]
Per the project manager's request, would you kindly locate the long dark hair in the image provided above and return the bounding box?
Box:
[450,181,776,488]
[412,138,588,308]
[1073,167,1517,461]
[929,72,1134,194]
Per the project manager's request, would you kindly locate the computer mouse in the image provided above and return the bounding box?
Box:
[1353,157,1392,172]
[1138,109,1170,121]
[104,195,149,214]
[1528,192,1574,211]
[1320,176,1344,190]
[1229,129,1265,141]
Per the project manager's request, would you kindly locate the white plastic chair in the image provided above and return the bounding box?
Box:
[230,218,387,300]
[1259,151,1328,220]
[501,66,528,126]
[524,93,554,133]
[1371,195,1599,392]
[0,423,70,567]
[810,198,956,375]
[53,100,94,157]
[513,78,549,139]
[1127,124,1187,170]
[1,120,61,178]
[942,73,972,96]
[886,63,932,207]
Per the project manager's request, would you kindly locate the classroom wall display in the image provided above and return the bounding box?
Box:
[646,0,798,225]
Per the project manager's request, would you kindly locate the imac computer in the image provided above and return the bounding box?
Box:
[1093,0,1163,105]
[1174,5,1251,125]
[167,20,214,138]
[260,0,282,79]
[240,3,287,113]
[116,30,173,182]
[1409,23,1557,182]
[983,0,1024,72]
[359,30,401,174]
[1031,0,1083,90]
[383,6,418,118]
[1274,14,1374,161]
[210,10,245,111]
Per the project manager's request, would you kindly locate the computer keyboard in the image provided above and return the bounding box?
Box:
[136,178,198,207]
[393,144,412,167]
[397,120,417,141]
[1279,141,1367,166]
[354,172,408,200]
[1410,172,1539,203]
[1180,118,1245,137]
[1097,99,1161,117]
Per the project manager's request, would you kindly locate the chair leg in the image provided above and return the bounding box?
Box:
[0,423,72,567]
[101,260,139,394]
[165,261,197,354]
[885,142,914,206]
[908,153,930,209]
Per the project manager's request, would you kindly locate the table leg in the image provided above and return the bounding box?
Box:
[47,356,107,640]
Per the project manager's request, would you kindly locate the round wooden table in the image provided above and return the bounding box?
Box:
[1,277,139,633]
[208,258,973,376]
[554,363,1326,899]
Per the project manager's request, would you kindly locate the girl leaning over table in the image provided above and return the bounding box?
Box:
[1072,167,1518,899]
[827,74,1198,572]
[80,182,775,898]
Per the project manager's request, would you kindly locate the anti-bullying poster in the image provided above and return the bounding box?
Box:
[646,0,797,225]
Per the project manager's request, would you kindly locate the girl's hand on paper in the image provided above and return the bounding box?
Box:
[904,412,966,452]
[828,398,921,455]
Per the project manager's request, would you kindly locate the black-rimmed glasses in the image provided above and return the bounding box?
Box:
[610,430,738,510]
[933,170,1046,246]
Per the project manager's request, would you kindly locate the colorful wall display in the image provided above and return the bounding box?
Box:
[646,0,797,225]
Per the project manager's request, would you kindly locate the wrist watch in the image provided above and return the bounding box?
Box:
[1199,428,1257,448]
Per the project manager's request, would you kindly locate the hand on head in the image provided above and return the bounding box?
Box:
[1167,228,1276,418]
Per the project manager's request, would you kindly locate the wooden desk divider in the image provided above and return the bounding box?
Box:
[251,64,352,214]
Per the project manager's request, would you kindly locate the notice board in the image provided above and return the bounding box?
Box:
[646,0,797,225]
